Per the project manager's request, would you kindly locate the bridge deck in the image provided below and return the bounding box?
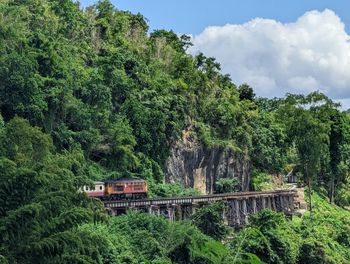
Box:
[104,189,297,208]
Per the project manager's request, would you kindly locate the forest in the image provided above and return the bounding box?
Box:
[0,0,349,263]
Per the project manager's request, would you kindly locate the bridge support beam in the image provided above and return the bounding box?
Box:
[167,204,175,221]
[235,200,240,226]
[252,198,257,214]
[262,197,267,209]
[148,205,160,216]
[242,199,248,224]
[104,190,297,227]
[181,205,194,220]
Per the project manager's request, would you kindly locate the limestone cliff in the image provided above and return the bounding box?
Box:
[165,129,251,194]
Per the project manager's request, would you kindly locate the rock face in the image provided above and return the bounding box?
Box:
[165,130,251,194]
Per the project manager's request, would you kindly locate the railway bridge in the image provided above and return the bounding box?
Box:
[104,189,299,227]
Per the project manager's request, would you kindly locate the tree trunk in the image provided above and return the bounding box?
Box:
[307,177,312,212]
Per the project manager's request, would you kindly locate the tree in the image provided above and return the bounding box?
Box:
[238,83,255,101]
[150,30,190,53]
[106,116,139,171]
[291,109,327,211]
[276,93,334,211]
[1,117,52,166]
[328,111,350,203]
[0,117,106,263]
[250,112,287,174]
[191,202,229,240]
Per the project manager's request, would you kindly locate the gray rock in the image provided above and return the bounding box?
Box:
[165,131,251,194]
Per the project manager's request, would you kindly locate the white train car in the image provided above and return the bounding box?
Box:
[82,181,105,198]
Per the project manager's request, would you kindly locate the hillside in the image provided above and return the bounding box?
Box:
[0,0,350,263]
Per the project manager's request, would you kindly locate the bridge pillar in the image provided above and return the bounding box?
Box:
[283,196,290,212]
[267,197,272,209]
[272,196,277,211]
[147,205,159,215]
[285,196,289,211]
[226,201,234,226]
[242,199,248,224]
[278,196,283,212]
[262,197,267,209]
[103,190,297,227]
[288,195,295,212]
[235,200,240,226]
[181,205,193,219]
[252,198,257,214]
[256,197,262,211]
[148,205,156,215]
[167,204,175,221]
[175,204,182,220]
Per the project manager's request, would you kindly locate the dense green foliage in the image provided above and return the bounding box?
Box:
[215,178,240,193]
[0,0,259,187]
[0,0,350,263]
[0,117,107,263]
[191,202,229,240]
[1,0,349,200]
[79,212,229,264]
[229,193,350,263]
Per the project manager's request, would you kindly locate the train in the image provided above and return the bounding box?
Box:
[82,178,148,200]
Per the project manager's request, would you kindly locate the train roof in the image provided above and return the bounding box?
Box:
[93,181,105,184]
[103,178,146,183]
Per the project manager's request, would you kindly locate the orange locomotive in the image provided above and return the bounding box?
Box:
[83,178,148,200]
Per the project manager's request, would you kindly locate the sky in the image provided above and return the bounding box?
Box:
[79,0,350,109]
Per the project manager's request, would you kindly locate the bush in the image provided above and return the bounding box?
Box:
[149,182,200,198]
[229,227,278,263]
[243,210,299,264]
[251,171,272,191]
[106,212,228,264]
[298,238,333,264]
[191,202,229,240]
[215,178,239,193]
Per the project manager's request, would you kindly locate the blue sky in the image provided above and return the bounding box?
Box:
[78,0,350,109]
[79,0,350,35]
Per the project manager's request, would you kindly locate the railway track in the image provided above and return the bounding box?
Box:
[104,188,297,209]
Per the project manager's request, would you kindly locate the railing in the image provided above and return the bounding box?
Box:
[104,189,297,209]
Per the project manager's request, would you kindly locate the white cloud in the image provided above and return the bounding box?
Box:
[188,9,350,109]
[335,98,350,110]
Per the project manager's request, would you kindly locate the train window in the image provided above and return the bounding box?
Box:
[114,186,124,192]
[85,186,89,191]
[100,186,103,190]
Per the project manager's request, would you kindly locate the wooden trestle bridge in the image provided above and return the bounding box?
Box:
[104,189,299,227]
